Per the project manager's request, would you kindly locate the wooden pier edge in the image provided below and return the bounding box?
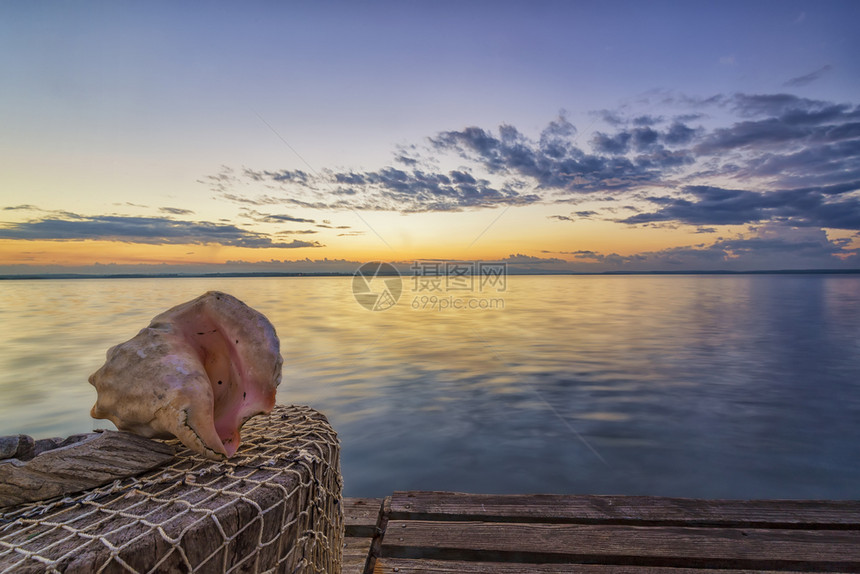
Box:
[343,492,860,574]
[343,496,389,574]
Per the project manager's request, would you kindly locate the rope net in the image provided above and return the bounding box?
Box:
[0,405,343,574]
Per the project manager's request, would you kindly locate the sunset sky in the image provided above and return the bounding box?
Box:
[1,0,859,274]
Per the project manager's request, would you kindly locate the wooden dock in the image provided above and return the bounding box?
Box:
[343,492,860,573]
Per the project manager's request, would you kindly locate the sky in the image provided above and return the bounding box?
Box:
[1,0,859,274]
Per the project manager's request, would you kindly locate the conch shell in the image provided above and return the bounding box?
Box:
[89,291,282,459]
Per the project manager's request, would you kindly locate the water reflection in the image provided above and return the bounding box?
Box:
[1,275,858,498]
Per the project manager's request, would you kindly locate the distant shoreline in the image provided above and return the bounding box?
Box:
[2,269,860,280]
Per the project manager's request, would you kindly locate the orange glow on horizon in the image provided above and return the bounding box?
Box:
[0,240,267,267]
[0,218,743,270]
[0,238,520,268]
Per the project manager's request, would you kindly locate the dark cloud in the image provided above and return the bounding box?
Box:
[633,146,695,170]
[633,225,855,269]
[160,207,194,215]
[216,163,541,212]
[243,210,315,224]
[625,186,773,226]
[695,119,805,153]
[3,205,39,211]
[715,94,858,133]
[622,184,860,230]
[539,113,577,146]
[728,93,818,117]
[693,99,860,156]
[632,127,660,150]
[0,215,323,249]
[783,65,833,88]
[663,122,698,145]
[245,168,314,186]
[0,257,369,276]
[633,115,663,126]
[333,172,367,185]
[538,225,857,271]
[499,253,567,264]
[591,131,631,154]
[648,94,860,229]
[549,211,599,222]
[393,144,423,167]
[565,250,646,265]
[592,123,695,155]
[218,193,269,206]
[206,92,860,240]
[430,117,692,193]
[267,239,321,248]
[734,140,860,188]
[394,154,419,166]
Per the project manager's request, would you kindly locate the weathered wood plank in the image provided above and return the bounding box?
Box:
[343,498,385,574]
[390,491,860,529]
[344,536,373,574]
[0,431,175,508]
[345,497,385,536]
[364,496,392,574]
[381,520,860,571]
[374,558,809,573]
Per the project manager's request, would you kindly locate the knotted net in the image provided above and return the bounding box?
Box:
[0,404,343,573]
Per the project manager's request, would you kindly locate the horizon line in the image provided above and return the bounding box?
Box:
[2,269,860,280]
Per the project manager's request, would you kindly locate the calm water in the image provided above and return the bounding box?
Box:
[1,275,859,499]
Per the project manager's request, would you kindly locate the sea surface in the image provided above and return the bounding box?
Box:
[1,274,859,499]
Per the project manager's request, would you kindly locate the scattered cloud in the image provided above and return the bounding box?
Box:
[535,225,859,271]
[160,207,194,216]
[274,229,318,235]
[548,210,599,222]
[564,250,646,265]
[0,214,324,249]
[0,258,366,276]
[240,209,315,224]
[181,91,860,268]
[429,113,693,193]
[622,184,860,230]
[631,225,857,269]
[783,65,833,88]
[207,92,859,237]
[212,165,541,212]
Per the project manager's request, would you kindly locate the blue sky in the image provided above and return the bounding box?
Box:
[1,1,859,273]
